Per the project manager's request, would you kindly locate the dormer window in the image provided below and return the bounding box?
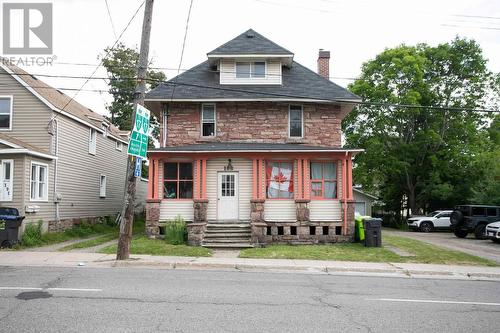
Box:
[236,61,265,78]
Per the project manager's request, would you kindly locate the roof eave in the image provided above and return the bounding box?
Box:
[149,148,364,154]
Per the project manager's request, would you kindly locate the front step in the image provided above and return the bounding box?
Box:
[202,222,252,248]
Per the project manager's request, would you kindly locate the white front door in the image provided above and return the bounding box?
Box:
[217,172,238,220]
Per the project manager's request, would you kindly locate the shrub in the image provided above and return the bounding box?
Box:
[165,216,187,245]
[21,221,43,247]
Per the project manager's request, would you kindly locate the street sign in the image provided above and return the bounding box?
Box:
[134,157,142,177]
[127,104,150,158]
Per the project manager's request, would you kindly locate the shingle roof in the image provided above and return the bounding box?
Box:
[1,60,128,141]
[207,29,293,55]
[0,133,52,156]
[149,142,363,153]
[146,60,360,102]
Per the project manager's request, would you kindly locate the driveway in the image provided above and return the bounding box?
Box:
[385,229,500,264]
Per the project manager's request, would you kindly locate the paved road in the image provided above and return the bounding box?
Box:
[0,266,498,332]
[385,229,500,263]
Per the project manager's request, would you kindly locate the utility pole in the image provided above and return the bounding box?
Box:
[116,0,154,260]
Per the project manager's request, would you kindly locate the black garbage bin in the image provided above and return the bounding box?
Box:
[363,218,382,247]
[0,207,25,248]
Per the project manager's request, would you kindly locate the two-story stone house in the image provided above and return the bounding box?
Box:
[0,60,147,236]
[145,29,362,247]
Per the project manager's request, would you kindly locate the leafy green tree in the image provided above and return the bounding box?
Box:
[343,38,495,215]
[101,43,166,145]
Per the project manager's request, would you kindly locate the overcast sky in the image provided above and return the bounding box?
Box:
[12,0,500,116]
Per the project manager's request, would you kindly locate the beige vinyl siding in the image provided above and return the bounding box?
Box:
[206,158,252,221]
[134,178,149,213]
[159,201,193,221]
[219,59,282,85]
[55,115,128,219]
[0,68,52,149]
[23,156,55,231]
[309,201,342,221]
[0,154,25,211]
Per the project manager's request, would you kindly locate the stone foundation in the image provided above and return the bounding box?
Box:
[258,221,351,244]
[250,199,266,245]
[146,199,161,238]
[295,199,310,222]
[341,199,356,237]
[48,216,102,233]
[193,199,208,223]
[187,222,207,246]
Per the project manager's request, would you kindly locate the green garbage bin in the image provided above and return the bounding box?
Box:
[355,215,367,242]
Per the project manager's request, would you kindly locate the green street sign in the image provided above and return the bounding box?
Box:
[127,104,150,159]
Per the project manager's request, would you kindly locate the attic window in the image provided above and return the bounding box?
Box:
[236,61,265,78]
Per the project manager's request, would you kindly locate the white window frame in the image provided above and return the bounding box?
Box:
[0,95,13,131]
[201,103,216,137]
[235,61,266,79]
[0,159,13,202]
[115,140,123,151]
[89,128,97,155]
[99,174,107,198]
[30,162,48,202]
[101,123,109,138]
[288,105,304,138]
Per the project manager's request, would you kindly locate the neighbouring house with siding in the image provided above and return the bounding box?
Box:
[144,29,362,247]
[0,60,147,235]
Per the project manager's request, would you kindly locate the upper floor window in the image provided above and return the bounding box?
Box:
[201,104,216,137]
[0,96,13,130]
[289,105,303,138]
[236,61,265,78]
[310,162,337,199]
[266,161,294,199]
[30,162,48,201]
[101,123,108,137]
[163,162,193,199]
[89,128,97,155]
[115,140,123,151]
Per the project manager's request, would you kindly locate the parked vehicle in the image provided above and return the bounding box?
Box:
[407,210,453,232]
[450,205,500,239]
[486,221,500,243]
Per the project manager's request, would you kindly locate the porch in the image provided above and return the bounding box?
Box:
[145,143,361,247]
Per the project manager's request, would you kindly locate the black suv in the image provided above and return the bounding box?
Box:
[450,205,500,239]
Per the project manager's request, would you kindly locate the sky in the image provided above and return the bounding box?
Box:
[6,0,500,116]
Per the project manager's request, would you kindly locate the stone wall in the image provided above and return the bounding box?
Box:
[47,216,102,233]
[145,199,161,238]
[165,102,345,147]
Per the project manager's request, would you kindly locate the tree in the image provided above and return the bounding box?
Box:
[343,37,496,215]
[101,43,165,146]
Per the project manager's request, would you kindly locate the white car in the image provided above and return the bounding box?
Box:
[407,210,453,232]
[486,221,500,243]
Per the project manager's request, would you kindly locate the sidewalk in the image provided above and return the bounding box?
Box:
[1,250,500,281]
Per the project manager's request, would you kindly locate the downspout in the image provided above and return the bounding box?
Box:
[49,116,60,221]
[162,103,168,147]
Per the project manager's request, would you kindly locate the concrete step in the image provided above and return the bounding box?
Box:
[206,224,251,228]
[203,238,251,243]
[202,243,254,249]
[204,233,251,238]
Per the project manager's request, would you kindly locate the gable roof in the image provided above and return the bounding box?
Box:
[207,29,293,56]
[145,60,360,102]
[0,60,128,143]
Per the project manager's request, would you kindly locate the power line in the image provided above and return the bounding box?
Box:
[59,0,146,113]
[104,0,118,39]
[170,0,195,103]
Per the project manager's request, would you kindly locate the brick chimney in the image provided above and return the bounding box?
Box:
[317,49,330,79]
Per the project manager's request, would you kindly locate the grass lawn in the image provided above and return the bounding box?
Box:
[383,234,497,266]
[14,217,146,250]
[58,233,119,251]
[240,235,497,266]
[99,236,212,257]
